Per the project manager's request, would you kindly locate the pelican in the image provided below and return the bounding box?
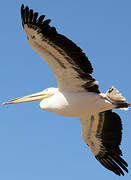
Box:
[3,4,130,176]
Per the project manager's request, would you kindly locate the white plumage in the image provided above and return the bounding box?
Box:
[3,4,130,176]
[39,88,114,117]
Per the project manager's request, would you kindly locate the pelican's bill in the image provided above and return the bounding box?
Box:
[3,92,53,105]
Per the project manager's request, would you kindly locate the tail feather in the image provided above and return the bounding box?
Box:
[106,86,130,111]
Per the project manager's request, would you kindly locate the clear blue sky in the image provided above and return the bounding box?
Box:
[1,0,131,179]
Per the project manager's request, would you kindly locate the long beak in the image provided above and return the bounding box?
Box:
[3,91,52,105]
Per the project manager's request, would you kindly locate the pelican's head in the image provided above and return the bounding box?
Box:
[3,88,58,107]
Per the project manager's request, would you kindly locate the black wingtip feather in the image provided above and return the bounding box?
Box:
[41,19,51,26]
[25,6,29,24]
[36,15,45,25]
[112,154,128,167]
[108,155,128,173]
[21,4,47,27]
[21,4,24,9]
[29,9,34,23]
[96,153,128,176]
[21,4,52,33]
[100,159,121,176]
[21,4,25,26]
[32,12,38,23]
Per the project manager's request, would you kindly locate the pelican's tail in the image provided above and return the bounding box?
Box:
[106,86,130,110]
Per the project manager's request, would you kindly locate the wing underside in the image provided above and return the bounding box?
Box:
[80,110,128,176]
[21,4,100,93]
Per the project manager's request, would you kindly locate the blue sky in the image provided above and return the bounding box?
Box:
[1,0,131,179]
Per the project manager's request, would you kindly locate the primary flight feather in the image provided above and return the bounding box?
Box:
[3,4,130,176]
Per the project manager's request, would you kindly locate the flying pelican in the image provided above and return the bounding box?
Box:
[3,4,130,176]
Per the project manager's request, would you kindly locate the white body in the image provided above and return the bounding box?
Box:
[40,88,114,117]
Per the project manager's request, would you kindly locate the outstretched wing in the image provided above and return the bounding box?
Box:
[80,110,128,176]
[20,4,100,93]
